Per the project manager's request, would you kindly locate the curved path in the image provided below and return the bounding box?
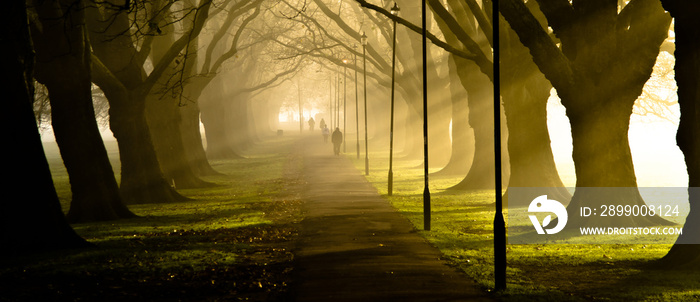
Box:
[291,136,494,301]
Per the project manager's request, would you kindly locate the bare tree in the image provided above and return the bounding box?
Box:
[144,0,216,189]
[30,0,135,222]
[180,0,302,158]
[88,0,214,204]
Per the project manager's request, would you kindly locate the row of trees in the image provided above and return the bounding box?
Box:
[361,0,698,266]
[6,0,311,255]
[4,0,698,269]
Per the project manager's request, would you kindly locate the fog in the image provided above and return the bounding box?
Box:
[12,0,700,300]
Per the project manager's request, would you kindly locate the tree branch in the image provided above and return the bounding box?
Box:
[500,0,575,94]
[353,0,476,61]
[141,0,212,95]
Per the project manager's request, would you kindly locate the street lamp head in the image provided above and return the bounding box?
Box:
[390,2,400,16]
[342,58,349,64]
[361,32,368,46]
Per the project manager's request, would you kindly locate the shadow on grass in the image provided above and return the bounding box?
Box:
[0,222,297,302]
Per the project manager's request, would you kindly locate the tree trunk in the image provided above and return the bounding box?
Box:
[501,81,570,204]
[87,5,189,204]
[31,0,135,222]
[565,96,671,227]
[230,97,253,153]
[201,99,242,159]
[399,106,423,160]
[146,93,215,189]
[2,0,89,255]
[500,0,672,226]
[180,100,222,176]
[433,56,473,176]
[110,91,188,204]
[501,68,570,204]
[499,13,570,203]
[427,83,453,169]
[448,59,499,190]
[659,1,700,267]
[145,14,215,189]
[43,80,135,222]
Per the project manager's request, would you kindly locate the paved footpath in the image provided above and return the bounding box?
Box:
[291,136,494,302]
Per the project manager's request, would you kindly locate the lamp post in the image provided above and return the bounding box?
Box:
[492,0,506,291]
[361,32,369,175]
[388,2,399,196]
[336,70,340,129]
[421,0,431,231]
[329,74,332,130]
[354,48,360,159]
[343,59,348,153]
[332,72,335,129]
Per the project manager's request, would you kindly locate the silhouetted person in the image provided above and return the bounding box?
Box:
[322,125,330,143]
[331,127,343,156]
[319,118,326,130]
[308,117,315,132]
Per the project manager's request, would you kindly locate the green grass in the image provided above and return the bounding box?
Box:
[1,136,303,301]
[349,153,700,301]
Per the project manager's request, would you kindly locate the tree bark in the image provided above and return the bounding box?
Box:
[113,90,189,204]
[501,72,570,203]
[87,1,211,203]
[2,0,89,255]
[432,56,473,176]
[659,1,700,267]
[501,0,672,226]
[180,98,222,176]
[31,0,135,222]
[230,97,254,153]
[428,1,508,190]
[145,24,214,189]
[565,97,670,227]
[90,52,187,205]
[201,97,242,159]
[501,13,570,204]
[427,78,453,169]
[146,93,215,189]
[448,59,499,190]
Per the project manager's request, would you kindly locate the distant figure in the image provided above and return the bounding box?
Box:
[319,118,326,130]
[308,117,315,132]
[322,125,330,143]
[331,127,343,156]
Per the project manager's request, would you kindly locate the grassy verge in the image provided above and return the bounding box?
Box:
[1,136,303,301]
[350,154,700,301]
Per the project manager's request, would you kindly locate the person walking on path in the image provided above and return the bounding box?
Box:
[308,117,315,132]
[319,118,326,130]
[331,127,343,155]
[322,125,330,143]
